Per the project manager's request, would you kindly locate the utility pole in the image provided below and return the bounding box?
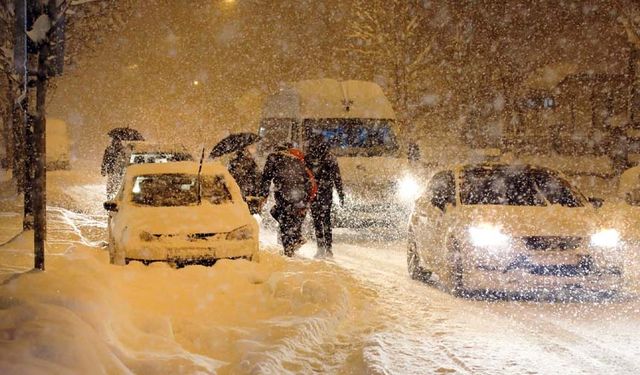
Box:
[13,0,31,229]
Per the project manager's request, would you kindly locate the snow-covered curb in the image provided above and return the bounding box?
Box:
[0,234,376,374]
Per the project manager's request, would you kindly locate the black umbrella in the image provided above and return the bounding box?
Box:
[108,127,144,141]
[210,132,260,158]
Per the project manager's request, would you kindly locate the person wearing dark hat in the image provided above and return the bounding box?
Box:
[305,135,344,258]
[101,138,125,198]
[259,142,315,257]
[228,144,262,213]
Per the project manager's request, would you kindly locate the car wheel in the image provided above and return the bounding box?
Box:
[407,240,430,281]
[109,243,126,266]
[447,239,468,297]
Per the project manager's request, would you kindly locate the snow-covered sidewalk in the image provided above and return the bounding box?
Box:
[0,168,380,374]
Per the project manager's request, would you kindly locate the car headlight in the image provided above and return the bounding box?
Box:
[468,224,510,248]
[590,229,620,248]
[226,225,254,241]
[397,175,420,202]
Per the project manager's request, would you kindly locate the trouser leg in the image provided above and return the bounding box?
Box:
[278,209,304,257]
[323,208,333,254]
[311,206,326,255]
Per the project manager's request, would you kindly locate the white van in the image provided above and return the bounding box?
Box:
[259,79,419,227]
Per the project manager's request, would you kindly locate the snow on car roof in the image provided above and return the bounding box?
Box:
[123,141,190,154]
[123,161,229,177]
[262,78,396,120]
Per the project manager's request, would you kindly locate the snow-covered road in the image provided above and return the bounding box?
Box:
[3,170,640,374]
[311,232,640,374]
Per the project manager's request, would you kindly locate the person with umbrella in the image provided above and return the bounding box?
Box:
[305,135,344,258]
[210,133,262,214]
[102,127,144,198]
[259,142,316,257]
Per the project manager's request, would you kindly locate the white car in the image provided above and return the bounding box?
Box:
[407,163,623,297]
[104,161,259,266]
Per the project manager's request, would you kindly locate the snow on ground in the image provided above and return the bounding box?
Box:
[0,170,379,374]
[325,231,640,374]
[2,168,640,374]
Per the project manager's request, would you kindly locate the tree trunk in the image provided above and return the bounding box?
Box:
[33,40,48,271]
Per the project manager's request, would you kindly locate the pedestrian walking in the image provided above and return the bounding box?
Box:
[306,135,344,258]
[101,138,125,198]
[228,144,262,213]
[260,143,315,257]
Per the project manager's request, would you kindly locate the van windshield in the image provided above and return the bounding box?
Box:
[304,119,398,157]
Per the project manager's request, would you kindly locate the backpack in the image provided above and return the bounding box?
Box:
[288,148,318,202]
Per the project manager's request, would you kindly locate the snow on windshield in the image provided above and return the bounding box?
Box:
[131,174,231,207]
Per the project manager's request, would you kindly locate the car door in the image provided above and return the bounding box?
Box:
[426,170,457,270]
[415,170,456,270]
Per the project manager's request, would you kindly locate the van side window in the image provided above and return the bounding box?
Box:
[428,171,456,211]
[259,118,295,152]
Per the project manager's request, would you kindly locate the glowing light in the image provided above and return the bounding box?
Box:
[590,229,620,248]
[192,80,200,86]
[468,224,510,248]
[397,175,420,202]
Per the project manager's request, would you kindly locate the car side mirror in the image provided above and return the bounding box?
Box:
[587,197,604,209]
[104,201,118,212]
[626,189,640,206]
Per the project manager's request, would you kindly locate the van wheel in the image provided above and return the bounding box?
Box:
[407,240,430,281]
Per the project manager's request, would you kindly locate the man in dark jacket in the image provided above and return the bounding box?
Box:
[101,139,125,198]
[260,143,313,257]
[228,145,261,214]
[306,136,344,258]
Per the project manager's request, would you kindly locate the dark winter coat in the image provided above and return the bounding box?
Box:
[260,149,312,212]
[101,141,124,177]
[228,150,261,198]
[306,144,344,206]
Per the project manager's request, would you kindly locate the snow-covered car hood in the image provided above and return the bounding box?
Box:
[337,156,411,186]
[118,202,254,236]
[454,205,602,238]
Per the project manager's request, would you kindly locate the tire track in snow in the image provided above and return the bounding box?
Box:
[330,236,640,374]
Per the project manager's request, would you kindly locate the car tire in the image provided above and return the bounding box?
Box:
[109,242,126,266]
[447,239,468,298]
[407,240,431,281]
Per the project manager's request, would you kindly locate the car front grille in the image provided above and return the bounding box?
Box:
[506,255,594,277]
[521,236,584,251]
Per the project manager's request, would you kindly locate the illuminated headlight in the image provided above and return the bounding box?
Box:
[468,224,510,248]
[590,229,620,248]
[226,225,254,241]
[397,175,420,202]
[139,231,154,242]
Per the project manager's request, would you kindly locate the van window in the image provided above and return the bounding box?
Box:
[259,118,295,151]
[304,118,398,157]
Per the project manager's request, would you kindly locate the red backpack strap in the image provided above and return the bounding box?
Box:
[289,148,318,202]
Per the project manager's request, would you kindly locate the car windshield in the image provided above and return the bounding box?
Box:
[130,173,232,207]
[460,166,584,207]
[304,118,399,157]
[129,152,193,164]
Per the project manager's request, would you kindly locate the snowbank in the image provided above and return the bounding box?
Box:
[0,232,376,374]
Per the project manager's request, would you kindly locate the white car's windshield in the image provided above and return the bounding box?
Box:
[460,166,584,207]
[131,173,232,207]
[304,118,398,157]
